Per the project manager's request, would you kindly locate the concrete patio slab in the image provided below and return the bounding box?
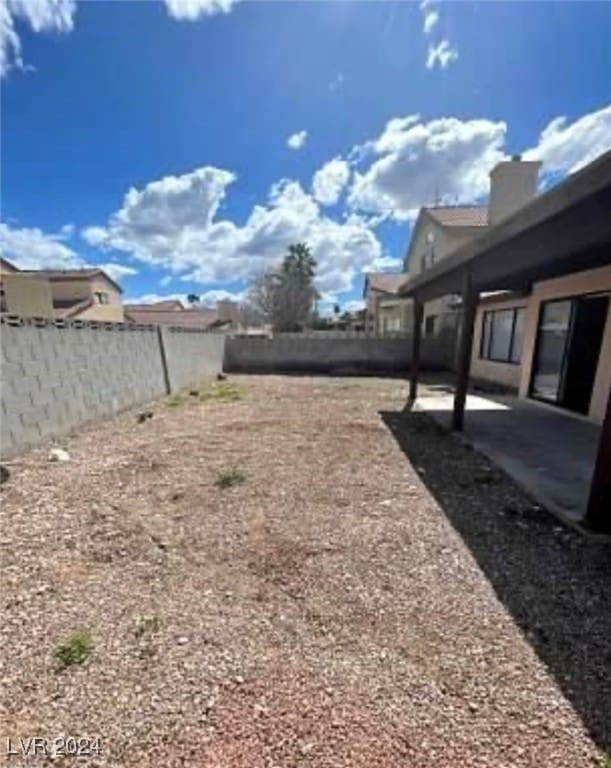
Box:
[415,382,600,525]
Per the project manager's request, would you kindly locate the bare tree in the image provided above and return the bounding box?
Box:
[247,243,318,332]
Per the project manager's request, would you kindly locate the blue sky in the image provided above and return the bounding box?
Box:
[1,0,610,312]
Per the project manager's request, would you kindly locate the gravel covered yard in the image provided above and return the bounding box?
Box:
[1,375,609,767]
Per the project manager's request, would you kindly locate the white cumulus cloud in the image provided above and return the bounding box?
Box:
[0,221,83,269]
[420,0,439,34]
[191,288,246,305]
[348,114,507,220]
[426,39,458,70]
[97,263,138,282]
[125,293,187,306]
[82,166,237,272]
[345,105,611,222]
[81,167,386,297]
[1,0,76,77]
[419,1,458,70]
[312,158,351,206]
[287,130,308,150]
[524,104,611,175]
[164,0,238,20]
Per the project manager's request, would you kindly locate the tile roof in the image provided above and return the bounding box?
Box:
[366,273,408,295]
[126,300,185,311]
[124,306,220,328]
[425,206,488,228]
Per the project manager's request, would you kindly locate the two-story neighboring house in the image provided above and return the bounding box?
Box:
[363,207,490,337]
[363,273,410,334]
[402,156,542,340]
[403,205,488,338]
[0,261,125,321]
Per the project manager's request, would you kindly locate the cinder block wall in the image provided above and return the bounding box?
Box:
[160,327,227,391]
[0,318,226,456]
[224,332,454,374]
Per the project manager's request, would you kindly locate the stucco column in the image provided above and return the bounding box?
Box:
[409,298,423,401]
[584,385,611,533]
[453,271,477,431]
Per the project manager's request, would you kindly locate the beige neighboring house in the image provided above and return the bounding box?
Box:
[402,156,541,339]
[403,205,488,338]
[124,300,229,329]
[363,273,410,334]
[0,260,125,321]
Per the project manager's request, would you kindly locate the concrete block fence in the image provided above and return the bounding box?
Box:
[0,316,226,456]
[224,331,455,375]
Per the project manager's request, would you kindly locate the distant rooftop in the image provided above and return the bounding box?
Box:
[124,304,220,328]
[365,272,407,295]
[425,205,488,228]
[125,300,185,311]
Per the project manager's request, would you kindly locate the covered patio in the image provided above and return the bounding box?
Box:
[415,379,601,526]
[403,151,611,533]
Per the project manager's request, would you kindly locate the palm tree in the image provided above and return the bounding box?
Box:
[283,243,316,282]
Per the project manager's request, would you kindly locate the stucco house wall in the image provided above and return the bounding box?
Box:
[78,275,125,321]
[376,299,412,335]
[471,295,528,391]
[47,278,92,303]
[3,274,54,318]
[407,215,484,334]
[48,275,125,321]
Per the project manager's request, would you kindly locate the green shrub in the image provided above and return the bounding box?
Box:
[54,631,92,670]
[215,466,247,488]
[201,383,243,402]
[165,393,186,407]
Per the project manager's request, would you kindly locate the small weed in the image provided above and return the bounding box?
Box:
[600,754,611,768]
[165,393,186,407]
[215,466,247,488]
[201,383,243,402]
[54,631,92,670]
[134,612,160,639]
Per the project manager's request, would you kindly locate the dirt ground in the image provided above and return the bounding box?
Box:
[0,375,609,767]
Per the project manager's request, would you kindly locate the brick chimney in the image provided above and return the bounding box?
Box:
[488,155,541,225]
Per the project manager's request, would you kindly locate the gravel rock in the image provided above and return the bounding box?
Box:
[48,447,70,462]
[1,376,608,767]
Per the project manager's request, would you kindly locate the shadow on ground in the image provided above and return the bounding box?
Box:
[380,407,611,754]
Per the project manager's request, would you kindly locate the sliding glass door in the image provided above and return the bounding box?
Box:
[530,299,572,403]
[530,295,609,414]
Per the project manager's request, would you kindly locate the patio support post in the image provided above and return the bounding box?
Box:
[584,385,611,533]
[452,270,477,431]
[409,297,423,401]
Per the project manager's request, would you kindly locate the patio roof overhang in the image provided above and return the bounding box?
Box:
[405,150,611,534]
[400,151,611,302]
